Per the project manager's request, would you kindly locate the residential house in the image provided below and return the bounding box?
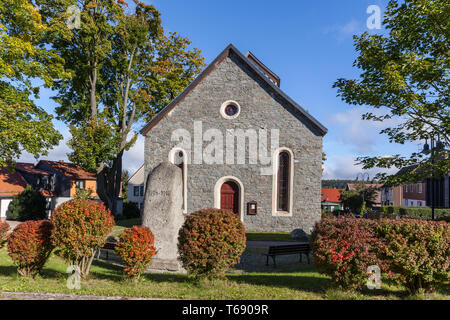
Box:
[402,182,427,207]
[321,188,343,213]
[127,165,145,210]
[380,185,403,206]
[36,160,97,197]
[0,167,27,218]
[141,44,327,232]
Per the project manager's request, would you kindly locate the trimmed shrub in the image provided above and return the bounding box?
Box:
[0,220,10,248]
[51,199,114,278]
[375,219,450,293]
[178,209,246,279]
[7,220,53,277]
[7,185,47,221]
[311,217,383,290]
[115,226,157,280]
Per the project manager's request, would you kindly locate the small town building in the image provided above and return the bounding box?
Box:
[141,44,327,232]
[321,188,343,213]
[127,164,145,210]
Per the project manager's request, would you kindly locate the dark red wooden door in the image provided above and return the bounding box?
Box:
[220,181,239,215]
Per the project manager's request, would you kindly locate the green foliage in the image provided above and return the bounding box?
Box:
[51,199,114,278]
[333,0,450,185]
[381,206,450,219]
[115,226,157,280]
[121,170,129,203]
[0,0,66,166]
[376,219,450,293]
[321,180,354,189]
[178,209,246,279]
[311,217,382,290]
[74,187,94,200]
[339,184,378,214]
[34,0,205,214]
[7,185,47,221]
[7,220,53,278]
[312,217,450,293]
[122,201,141,219]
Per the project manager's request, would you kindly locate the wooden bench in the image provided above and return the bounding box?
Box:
[262,243,310,267]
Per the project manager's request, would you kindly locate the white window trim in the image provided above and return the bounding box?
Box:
[168,148,188,214]
[213,176,244,222]
[220,100,241,120]
[272,147,294,217]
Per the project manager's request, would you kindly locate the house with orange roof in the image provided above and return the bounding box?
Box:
[321,188,343,213]
[0,167,28,218]
[35,160,97,198]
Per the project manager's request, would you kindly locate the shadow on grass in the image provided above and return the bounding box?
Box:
[0,265,20,277]
[228,271,331,294]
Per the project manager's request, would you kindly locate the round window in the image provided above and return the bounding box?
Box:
[225,104,238,116]
[220,100,241,119]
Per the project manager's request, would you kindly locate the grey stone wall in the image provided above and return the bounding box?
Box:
[144,52,323,233]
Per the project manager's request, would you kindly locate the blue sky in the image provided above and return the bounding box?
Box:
[20,0,420,179]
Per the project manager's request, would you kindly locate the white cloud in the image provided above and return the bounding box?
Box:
[328,107,403,154]
[323,155,397,180]
[122,134,144,175]
[323,19,362,42]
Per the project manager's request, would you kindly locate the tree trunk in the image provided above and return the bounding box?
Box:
[96,151,124,216]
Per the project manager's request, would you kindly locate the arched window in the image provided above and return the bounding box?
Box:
[277,152,290,211]
[272,148,294,216]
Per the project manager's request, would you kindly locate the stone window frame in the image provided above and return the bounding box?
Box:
[271,147,294,217]
[213,176,245,222]
[168,148,188,214]
[220,100,241,120]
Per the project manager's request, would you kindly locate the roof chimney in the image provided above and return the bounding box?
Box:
[245,51,281,87]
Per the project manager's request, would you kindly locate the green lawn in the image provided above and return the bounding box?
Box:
[0,248,448,300]
[246,232,298,242]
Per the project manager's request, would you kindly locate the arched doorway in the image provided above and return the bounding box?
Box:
[220,181,239,215]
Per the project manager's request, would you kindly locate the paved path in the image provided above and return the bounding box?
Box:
[1,219,21,231]
[0,291,172,300]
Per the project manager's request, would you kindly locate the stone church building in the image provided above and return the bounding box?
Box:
[141,44,327,233]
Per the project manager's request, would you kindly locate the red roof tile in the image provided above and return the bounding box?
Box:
[39,160,96,180]
[321,188,341,203]
[0,167,28,197]
[15,162,50,175]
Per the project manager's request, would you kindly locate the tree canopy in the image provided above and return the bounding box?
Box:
[0,0,67,167]
[35,0,205,213]
[333,0,449,186]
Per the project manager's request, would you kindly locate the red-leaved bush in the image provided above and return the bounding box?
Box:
[0,220,9,248]
[375,219,450,293]
[178,209,246,279]
[312,216,450,293]
[311,216,382,290]
[7,220,53,277]
[115,226,157,280]
[51,199,114,278]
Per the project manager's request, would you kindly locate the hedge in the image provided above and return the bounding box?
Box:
[380,206,450,220]
[311,216,450,294]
